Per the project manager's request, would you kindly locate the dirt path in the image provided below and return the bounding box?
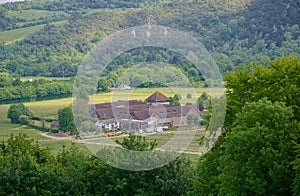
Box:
[39,131,206,155]
[39,132,80,141]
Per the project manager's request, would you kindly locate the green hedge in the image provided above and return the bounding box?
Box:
[28,121,59,133]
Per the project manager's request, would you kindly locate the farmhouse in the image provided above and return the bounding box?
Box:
[110,84,131,91]
[90,91,201,133]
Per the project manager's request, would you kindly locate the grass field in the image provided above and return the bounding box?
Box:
[19,76,72,82]
[7,9,67,21]
[0,87,224,154]
[1,7,138,45]
[0,20,68,45]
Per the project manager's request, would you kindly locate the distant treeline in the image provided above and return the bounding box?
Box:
[0,79,73,104]
[1,0,165,11]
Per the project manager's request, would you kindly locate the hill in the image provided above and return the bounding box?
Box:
[0,0,299,77]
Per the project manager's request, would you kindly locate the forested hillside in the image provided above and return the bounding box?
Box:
[0,0,299,77]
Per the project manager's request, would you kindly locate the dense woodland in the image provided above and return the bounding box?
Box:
[0,0,299,78]
[0,0,300,195]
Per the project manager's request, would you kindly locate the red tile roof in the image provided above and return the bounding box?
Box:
[131,111,151,120]
[145,91,170,103]
[92,93,201,121]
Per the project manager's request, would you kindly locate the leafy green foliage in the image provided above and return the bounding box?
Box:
[1,1,300,194]
[225,55,300,128]
[18,115,29,125]
[0,72,13,87]
[91,30,104,43]
[192,55,300,195]
[197,92,209,104]
[1,0,299,79]
[95,135,195,195]
[58,107,77,134]
[116,134,157,151]
[7,103,29,123]
[97,78,109,92]
[169,94,180,106]
[0,133,195,195]
[0,79,73,104]
[187,93,192,99]
[193,98,300,195]
[293,144,300,195]
[219,98,299,195]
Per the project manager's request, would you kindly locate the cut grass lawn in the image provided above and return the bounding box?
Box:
[19,76,72,82]
[0,24,44,44]
[0,20,68,45]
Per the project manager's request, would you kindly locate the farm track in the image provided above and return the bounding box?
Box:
[39,129,207,155]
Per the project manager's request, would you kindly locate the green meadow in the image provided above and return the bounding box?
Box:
[0,20,67,45]
[19,76,72,82]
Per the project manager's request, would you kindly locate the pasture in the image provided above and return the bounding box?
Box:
[19,76,72,82]
[0,20,67,45]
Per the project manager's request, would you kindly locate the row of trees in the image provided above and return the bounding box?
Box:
[0,78,73,104]
[2,0,163,12]
[97,63,201,92]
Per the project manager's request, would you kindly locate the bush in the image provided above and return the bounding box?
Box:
[19,115,29,125]
[187,93,192,99]
[28,110,35,118]
[7,103,30,124]
[28,121,48,132]
[58,107,77,135]
[30,116,41,121]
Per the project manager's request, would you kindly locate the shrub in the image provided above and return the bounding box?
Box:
[19,115,29,125]
[7,103,30,124]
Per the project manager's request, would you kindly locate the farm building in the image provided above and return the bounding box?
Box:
[90,91,201,133]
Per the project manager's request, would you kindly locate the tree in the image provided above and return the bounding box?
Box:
[7,103,30,124]
[187,93,192,99]
[192,98,299,195]
[58,107,77,135]
[19,115,29,125]
[91,30,104,43]
[169,94,180,106]
[97,78,109,92]
[225,55,300,128]
[197,92,210,106]
[95,134,195,195]
[0,72,13,88]
[293,144,300,195]
[116,134,157,151]
[193,56,300,195]
[219,98,299,195]
[199,92,208,101]
[12,78,22,86]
